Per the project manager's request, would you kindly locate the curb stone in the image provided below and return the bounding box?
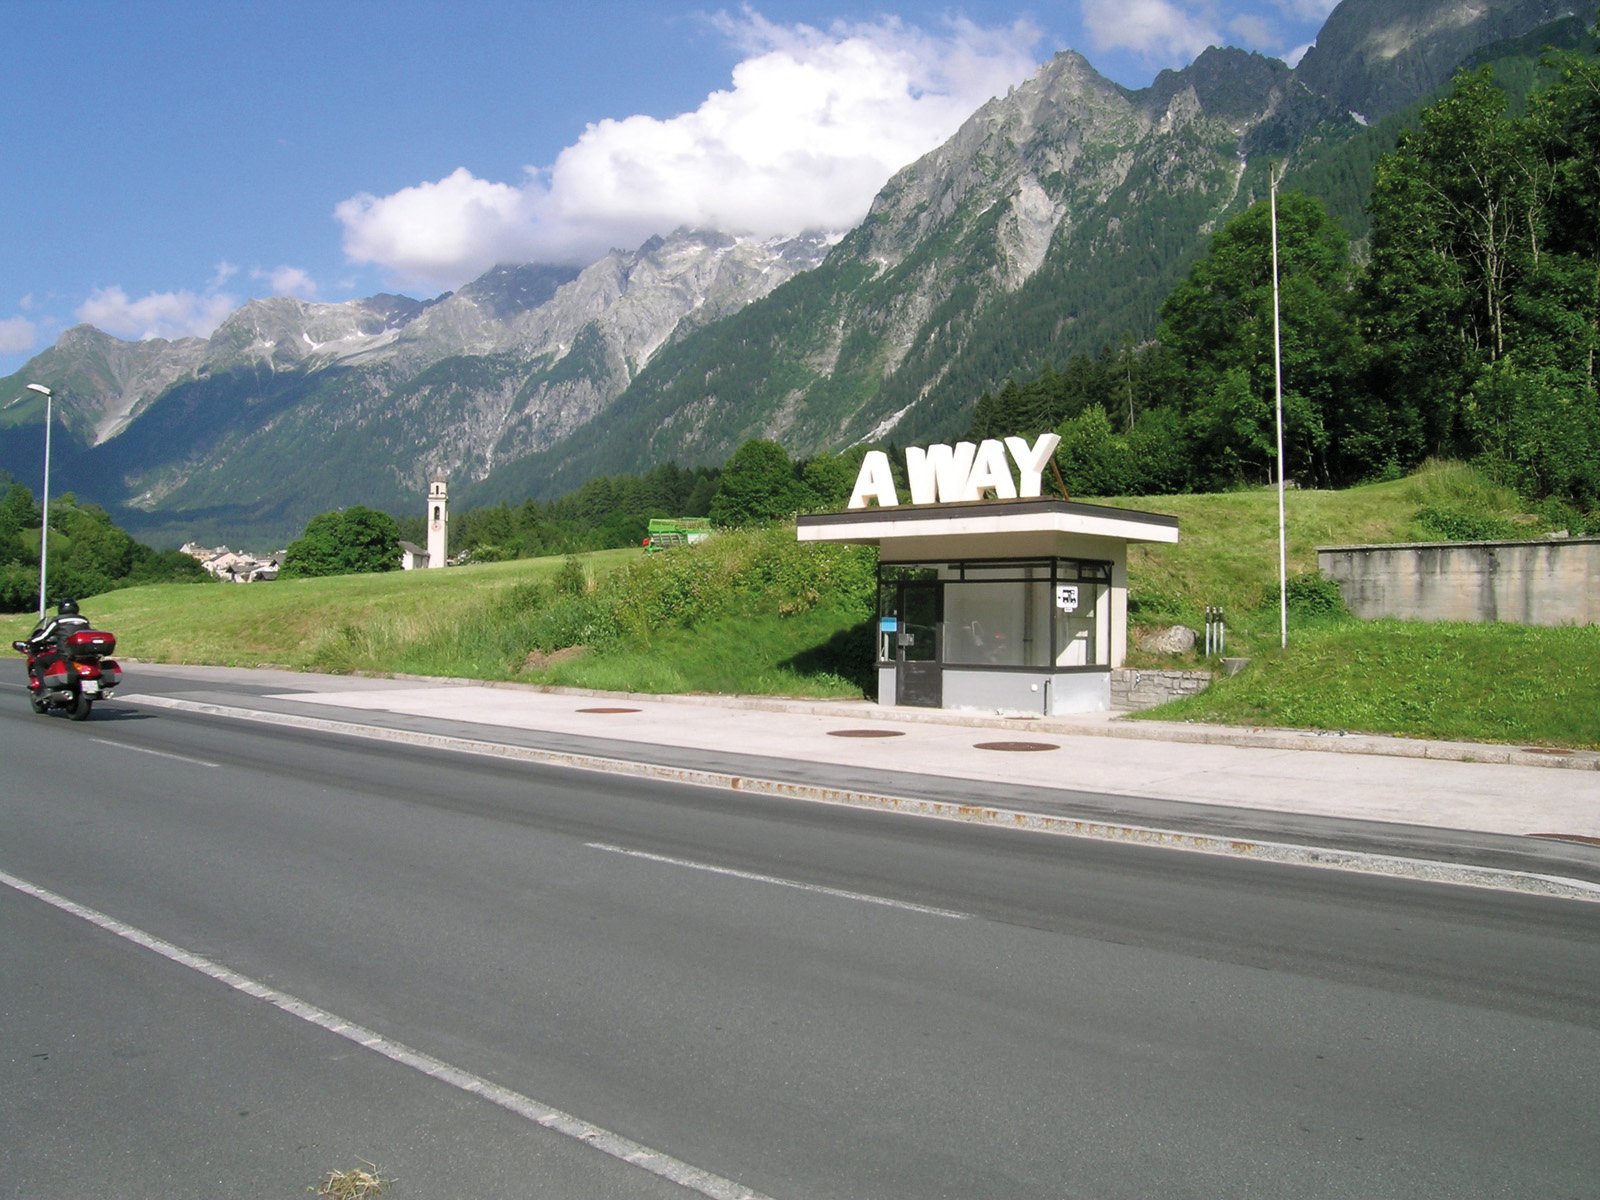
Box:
[126,693,1600,904]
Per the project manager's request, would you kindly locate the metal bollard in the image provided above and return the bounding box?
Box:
[1204,606,1226,656]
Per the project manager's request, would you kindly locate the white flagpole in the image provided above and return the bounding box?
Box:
[1270,165,1287,649]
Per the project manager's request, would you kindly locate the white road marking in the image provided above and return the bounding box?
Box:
[90,737,219,769]
[0,868,774,1200]
[588,842,972,919]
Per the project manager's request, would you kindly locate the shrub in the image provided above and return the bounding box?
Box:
[1263,571,1348,619]
[554,555,589,597]
[493,527,876,660]
[1533,497,1593,537]
[1413,504,1520,542]
[281,507,401,577]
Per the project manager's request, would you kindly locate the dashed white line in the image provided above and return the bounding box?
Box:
[587,842,972,919]
[91,737,219,768]
[0,867,774,1200]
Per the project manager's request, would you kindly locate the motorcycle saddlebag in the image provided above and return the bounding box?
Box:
[65,629,116,659]
[39,659,73,695]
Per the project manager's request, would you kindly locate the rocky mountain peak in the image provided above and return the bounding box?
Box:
[1142,46,1294,126]
[455,264,579,321]
[1294,0,1578,120]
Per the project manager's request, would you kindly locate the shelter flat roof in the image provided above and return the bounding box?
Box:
[797,497,1179,547]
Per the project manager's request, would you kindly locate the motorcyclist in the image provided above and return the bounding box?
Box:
[27,598,91,688]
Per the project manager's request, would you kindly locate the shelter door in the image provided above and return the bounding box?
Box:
[895,581,942,708]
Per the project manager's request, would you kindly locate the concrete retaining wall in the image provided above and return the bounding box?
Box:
[1318,538,1600,625]
[1111,668,1212,712]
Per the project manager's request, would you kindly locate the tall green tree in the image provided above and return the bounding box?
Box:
[1053,406,1135,498]
[1363,69,1551,461]
[1158,191,1355,486]
[709,439,806,527]
[0,483,39,567]
[280,506,401,578]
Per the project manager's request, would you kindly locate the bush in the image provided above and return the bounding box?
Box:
[554,555,590,597]
[495,526,876,659]
[1533,496,1593,537]
[1263,571,1348,619]
[1413,504,1521,541]
[281,507,401,578]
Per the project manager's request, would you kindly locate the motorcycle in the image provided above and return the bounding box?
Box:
[12,628,121,720]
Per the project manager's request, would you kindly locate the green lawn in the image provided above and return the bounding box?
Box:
[1146,619,1600,749]
[2,550,639,670]
[7,464,1593,748]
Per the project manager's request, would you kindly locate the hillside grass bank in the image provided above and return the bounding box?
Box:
[6,464,1595,748]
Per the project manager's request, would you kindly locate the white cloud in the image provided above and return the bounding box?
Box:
[1080,0,1221,63]
[1274,0,1339,19]
[75,286,238,342]
[0,315,38,355]
[335,168,538,289]
[253,265,318,298]
[336,11,1041,289]
[1228,13,1276,49]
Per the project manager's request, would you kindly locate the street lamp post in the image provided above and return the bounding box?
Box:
[25,383,53,618]
[1269,168,1288,650]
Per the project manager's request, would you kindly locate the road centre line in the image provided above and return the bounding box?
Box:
[0,867,774,1200]
[90,737,219,769]
[587,841,972,919]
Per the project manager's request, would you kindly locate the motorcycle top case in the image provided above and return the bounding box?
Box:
[65,629,116,658]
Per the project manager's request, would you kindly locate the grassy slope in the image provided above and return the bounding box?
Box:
[1114,463,1524,653]
[6,465,1595,747]
[2,550,639,670]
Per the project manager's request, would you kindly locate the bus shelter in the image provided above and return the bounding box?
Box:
[797,498,1179,716]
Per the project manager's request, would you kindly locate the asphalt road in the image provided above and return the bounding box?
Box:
[3,689,1598,1199]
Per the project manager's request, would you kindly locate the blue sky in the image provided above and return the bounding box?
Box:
[2,0,1337,379]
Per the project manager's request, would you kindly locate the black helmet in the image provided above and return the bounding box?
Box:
[58,598,79,616]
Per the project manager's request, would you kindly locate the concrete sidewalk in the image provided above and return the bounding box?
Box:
[118,664,1600,902]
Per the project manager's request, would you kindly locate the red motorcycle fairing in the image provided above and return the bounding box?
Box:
[15,631,121,718]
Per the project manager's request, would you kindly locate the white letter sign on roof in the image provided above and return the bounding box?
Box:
[846,433,1065,509]
[905,441,978,504]
[848,450,899,509]
[1006,433,1061,498]
[966,439,1017,499]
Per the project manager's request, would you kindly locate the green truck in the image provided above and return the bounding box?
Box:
[644,517,711,553]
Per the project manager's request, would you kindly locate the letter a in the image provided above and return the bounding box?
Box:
[964,439,1017,500]
[848,450,899,509]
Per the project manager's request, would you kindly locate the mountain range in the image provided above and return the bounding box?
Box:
[0,0,1585,547]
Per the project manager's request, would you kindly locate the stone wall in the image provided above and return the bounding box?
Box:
[1318,538,1600,626]
[1110,667,1212,712]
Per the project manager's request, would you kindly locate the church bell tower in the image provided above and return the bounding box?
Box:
[426,477,448,568]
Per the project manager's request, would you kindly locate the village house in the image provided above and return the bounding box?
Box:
[181,543,283,583]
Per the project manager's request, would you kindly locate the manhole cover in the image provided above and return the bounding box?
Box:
[974,740,1059,753]
[576,707,641,714]
[1521,747,1575,756]
[826,728,906,738]
[1527,833,1600,846]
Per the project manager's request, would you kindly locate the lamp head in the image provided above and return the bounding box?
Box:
[26,383,51,397]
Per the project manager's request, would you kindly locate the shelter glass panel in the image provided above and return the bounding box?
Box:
[879,556,1111,670]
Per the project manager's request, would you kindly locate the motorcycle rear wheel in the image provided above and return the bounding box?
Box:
[68,693,92,721]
